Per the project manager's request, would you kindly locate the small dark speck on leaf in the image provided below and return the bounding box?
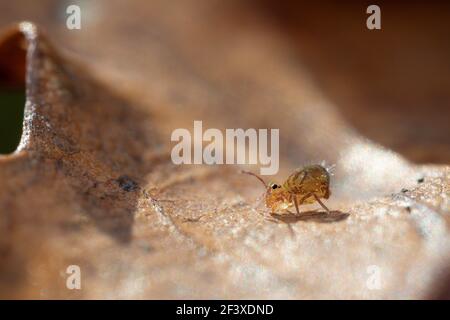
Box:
[117,175,138,192]
[401,188,409,193]
[406,206,411,213]
[417,177,424,184]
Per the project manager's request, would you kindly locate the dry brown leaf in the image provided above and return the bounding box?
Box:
[0,1,449,299]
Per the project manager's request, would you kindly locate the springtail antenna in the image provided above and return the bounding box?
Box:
[240,170,267,188]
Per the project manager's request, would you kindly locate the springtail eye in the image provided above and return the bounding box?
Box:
[272,184,279,189]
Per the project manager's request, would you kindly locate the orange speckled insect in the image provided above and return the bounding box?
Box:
[242,164,333,215]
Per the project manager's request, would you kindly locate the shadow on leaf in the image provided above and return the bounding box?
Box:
[269,210,349,224]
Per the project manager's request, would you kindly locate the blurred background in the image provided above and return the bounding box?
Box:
[259,0,450,163]
[1,0,449,162]
[0,0,449,300]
